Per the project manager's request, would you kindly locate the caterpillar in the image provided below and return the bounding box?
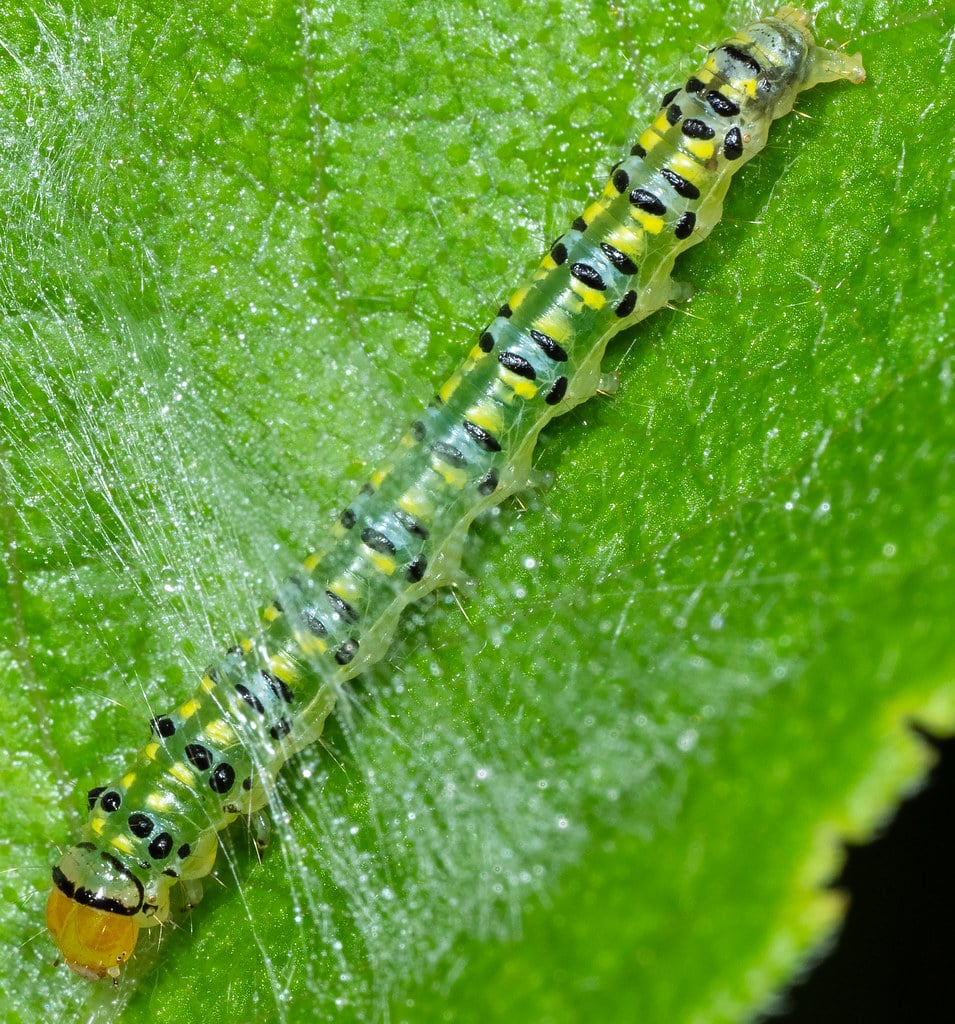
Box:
[46,7,864,981]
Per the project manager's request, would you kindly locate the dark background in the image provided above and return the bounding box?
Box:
[769,731,954,1022]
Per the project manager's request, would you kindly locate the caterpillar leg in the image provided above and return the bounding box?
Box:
[668,279,694,303]
[180,877,204,909]
[249,809,272,851]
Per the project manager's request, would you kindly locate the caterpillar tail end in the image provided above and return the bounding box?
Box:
[46,885,139,981]
[772,6,866,86]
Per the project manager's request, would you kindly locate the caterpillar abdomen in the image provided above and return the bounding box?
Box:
[46,7,864,981]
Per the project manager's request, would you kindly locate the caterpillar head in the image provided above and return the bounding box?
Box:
[47,843,144,980]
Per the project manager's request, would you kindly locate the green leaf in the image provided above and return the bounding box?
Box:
[1,1,952,1022]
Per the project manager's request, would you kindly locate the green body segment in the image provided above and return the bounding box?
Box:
[48,7,864,978]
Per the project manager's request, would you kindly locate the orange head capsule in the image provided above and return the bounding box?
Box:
[47,842,145,980]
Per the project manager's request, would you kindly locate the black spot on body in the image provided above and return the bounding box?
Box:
[572,216,588,232]
[615,290,638,318]
[499,350,537,380]
[394,509,429,539]
[478,332,495,352]
[269,719,291,741]
[335,639,359,665]
[210,763,236,793]
[675,211,696,239]
[630,188,666,216]
[666,103,682,126]
[185,744,214,771]
[631,143,646,158]
[706,90,740,117]
[611,167,630,192]
[263,670,294,703]
[406,555,428,582]
[661,167,700,200]
[340,508,356,529]
[361,527,396,556]
[530,329,568,362]
[150,716,176,738]
[326,589,359,623]
[550,241,568,265]
[682,117,715,140]
[87,786,105,811]
[101,791,122,813]
[723,126,744,160]
[236,683,265,715]
[545,376,568,406]
[600,242,638,275]
[410,419,426,440]
[570,262,606,290]
[498,302,512,318]
[685,76,705,94]
[661,86,679,107]
[360,483,375,496]
[178,843,191,859]
[303,610,327,637]
[463,418,502,452]
[148,832,173,860]
[477,469,499,495]
[128,813,154,839]
[431,440,467,466]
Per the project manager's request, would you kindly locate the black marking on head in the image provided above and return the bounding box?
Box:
[723,126,744,160]
[52,844,144,915]
[340,508,356,529]
[431,440,467,466]
[185,743,214,771]
[721,44,762,75]
[101,791,122,813]
[611,168,630,192]
[630,188,666,216]
[394,508,429,539]
[406,555,428,582]
[478,331,495,353]
[499,350,537,380]
[530,329,568,362]
[706,90,740,117]
[682,117,715,140]
[675,211,696,240]
[463,418,502,452]
[148,832,173,860]
[661,86,679,107]
[128,812,154,839]
[361,527,396,556]
[178,843,191,859]
[570,262,606,290]
[241,777,252,791]
[335,639,359,665]
[326,589,359,624]
[572,215,588,232]
[545,376,568,406]
[210,763,236,793]
[550,240,568,265]
[150,716,176,739]
[600,242,638,276]
[666,103,682,126]
[615,290,638,318]
[263,670,294,703]
[87,786,106,811]
[236,683,265,715]
[477,469,499,495]
[661,167,700,200]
